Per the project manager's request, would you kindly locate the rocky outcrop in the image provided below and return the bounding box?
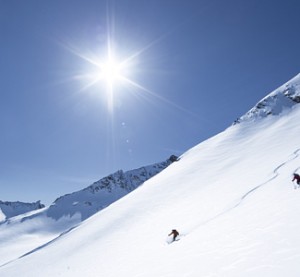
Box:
[234,74,300,124]
[46,155,178,221]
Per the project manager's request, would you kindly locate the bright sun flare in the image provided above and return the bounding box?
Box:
[66,43,133,111]
[100,58,122,86]
[64,27,182,114]
[89,50,132,111]
[60,5,189,114]
[64,39,194,117]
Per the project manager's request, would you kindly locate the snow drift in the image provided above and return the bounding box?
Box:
[1,74,300,276]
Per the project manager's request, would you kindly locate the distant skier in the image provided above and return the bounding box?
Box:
[292,173,300,187]
[168,229,179,242]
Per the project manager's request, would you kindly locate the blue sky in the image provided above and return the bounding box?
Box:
[1,0,300,205]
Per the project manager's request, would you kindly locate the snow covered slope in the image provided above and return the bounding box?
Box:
[0,200,44,222]
[0,155,177,266]
[1,75,300,276]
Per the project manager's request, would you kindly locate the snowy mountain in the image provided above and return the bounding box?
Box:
[235,73,300,123]
[0,200,44,222]
[46,155,178,221]
[1,75,300,276]
[0,155,177,266]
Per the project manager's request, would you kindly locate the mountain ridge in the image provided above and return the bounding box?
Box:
[46,155,178,221]
[0,200,45,222]
[0,155,178,266]
[234,73,300,124]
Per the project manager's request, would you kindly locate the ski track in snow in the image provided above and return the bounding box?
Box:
[189,148,300,233]
[1,150,300,267]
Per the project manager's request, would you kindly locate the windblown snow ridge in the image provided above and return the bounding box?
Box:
[234,73,300,124]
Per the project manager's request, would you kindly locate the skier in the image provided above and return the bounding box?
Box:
[168,229,179,242]
[292,173,300,187]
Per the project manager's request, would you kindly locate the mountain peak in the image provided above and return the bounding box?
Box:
[46,155,178,221]
[234,73,300,124]
[0,200,45,222]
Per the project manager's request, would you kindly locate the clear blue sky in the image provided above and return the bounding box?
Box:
[1,0,300,205]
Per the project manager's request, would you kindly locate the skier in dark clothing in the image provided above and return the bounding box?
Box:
[168,229,179,241]
[292,173,300,186]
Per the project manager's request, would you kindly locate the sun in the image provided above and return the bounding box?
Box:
[93,52,126,111]
[62,38,195,118]
[100,57,122,86]
[64,43,131,111]
[84,47,132,111]
[61,29,173,113]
